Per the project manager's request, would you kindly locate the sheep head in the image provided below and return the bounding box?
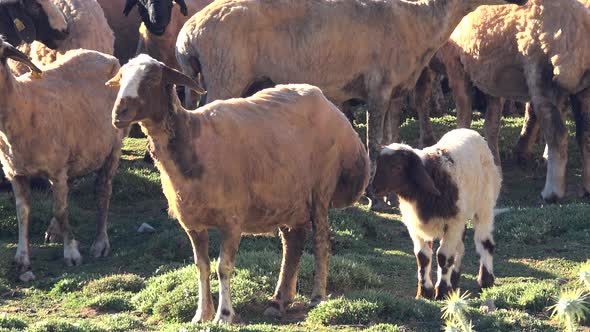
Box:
[0,38,41,74]
[123,0,187,36]
[0,0,68,49]
[373,144,441,197]
[106,54,204,129]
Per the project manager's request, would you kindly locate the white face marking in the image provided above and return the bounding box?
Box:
[37,0,68,32]
[118,54,161,99]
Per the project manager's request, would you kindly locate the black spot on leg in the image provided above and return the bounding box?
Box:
[482,239,495,254]
[436,281,452,300]
[479,266,495,289]
[221,309,231,316]
[451,270,461,289]
[437,253,449,275]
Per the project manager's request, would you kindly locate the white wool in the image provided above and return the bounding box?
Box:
[118,54,160,98]
[37,0,68,32]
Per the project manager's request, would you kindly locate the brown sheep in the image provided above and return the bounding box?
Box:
[0,40,126,281]
[106,54,369,323]
[175,0,528,210]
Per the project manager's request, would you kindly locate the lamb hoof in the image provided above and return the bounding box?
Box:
[44,218,63,243]
[416,285,434,300]
[435,282,452,300]
[191,308,215,323]
[64,240,82,267]
[90,237,111,258]
[19,271,35,283]
[263,301,284,318]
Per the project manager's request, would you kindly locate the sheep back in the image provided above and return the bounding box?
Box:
[1,50,123,180]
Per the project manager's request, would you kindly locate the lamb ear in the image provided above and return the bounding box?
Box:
[105,70,122,88]
[6,5,37,44]
[123,0,138,16]
[413,163,441,196]
[173,0,188,16]
[162,65,206,94]
[2,42,42,74]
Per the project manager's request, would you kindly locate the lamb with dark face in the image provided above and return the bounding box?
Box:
[123,0,188,35]
[0,0,68,49]
[373,129,502,300]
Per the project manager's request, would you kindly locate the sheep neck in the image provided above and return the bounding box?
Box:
[140,86,204,180]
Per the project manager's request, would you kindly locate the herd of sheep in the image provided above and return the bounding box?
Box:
[0,0,586,325]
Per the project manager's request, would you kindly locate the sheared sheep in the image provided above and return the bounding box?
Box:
[373,129,501,300]
[0,0,69,49]
[175,0,528,210]
[10,0,114,75]
[433,0,590,202]
[106,54,370,323]
[0,40,126,281]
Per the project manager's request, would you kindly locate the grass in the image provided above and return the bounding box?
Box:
[0,115,589,331]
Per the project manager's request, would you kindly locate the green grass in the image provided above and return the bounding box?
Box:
[0,115,589,330]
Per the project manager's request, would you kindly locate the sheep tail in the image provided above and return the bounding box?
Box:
[330,143,370,208]
[493,207,511,217]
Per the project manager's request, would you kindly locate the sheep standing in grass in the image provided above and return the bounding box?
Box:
[373,129,501,300]
[0,40,126,281]
[10,0,114,75]
[175,0,527,209]
[107,54,369,323]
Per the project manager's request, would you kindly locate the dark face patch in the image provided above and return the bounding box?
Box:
[137,0,173,35]
[373,149,459,223]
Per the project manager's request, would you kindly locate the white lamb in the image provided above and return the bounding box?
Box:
[373,129,502,300]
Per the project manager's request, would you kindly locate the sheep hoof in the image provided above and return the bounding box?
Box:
[90,237,111,258]
[435,282,452,300]
[416,285,434,300]
[263,302,284,318]
[19,271,35,283]
[44,218,63,243]
[64,240,82,267]
[540,193,561,204]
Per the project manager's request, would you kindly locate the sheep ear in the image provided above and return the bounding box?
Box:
[2,42,42,74]
[6,6,37,43]
[105,70,122,88]
[123,0,138,16]
[162,65,206,94]
[413,164,441,196]
[173,0,188,16]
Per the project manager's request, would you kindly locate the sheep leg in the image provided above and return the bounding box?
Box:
[415,69,436,147]
[442,50,472,128]
[13,176,32,276]
[51,174,82,267]
[435,222,464,300]
[410,231,434,299]
[310,200,330,307]
[513,103,540,163]
[484,96,504,166]
[187,229,215,323]
[451,226,467,290]
[474,211,495,289]
[90,150,120,258]
[367,89,392,210]
[383,98,401,144]
[264,226,306,318]
[215,227,241,324]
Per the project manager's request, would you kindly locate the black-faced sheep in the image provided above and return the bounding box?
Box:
[0,0,69,49]
[124,0,189,35]
[373,129,501,300]
[106,54,369,323]
[0,40,126,281]
[10,0,114,75]
[175,0,527,209]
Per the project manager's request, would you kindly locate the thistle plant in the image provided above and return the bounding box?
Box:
[441,289,474,332]
[580,260,590,291]
[549,288,589,332]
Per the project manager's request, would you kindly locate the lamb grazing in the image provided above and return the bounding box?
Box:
[10,0,114,75]
[175,0,527,210]
[0,39,126,281]
[106,54,369,323]
[427,0,590,202]
[135,0,211,70]
[97,0,141,64]
[0,0,69,49]
[373,129,501,300]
